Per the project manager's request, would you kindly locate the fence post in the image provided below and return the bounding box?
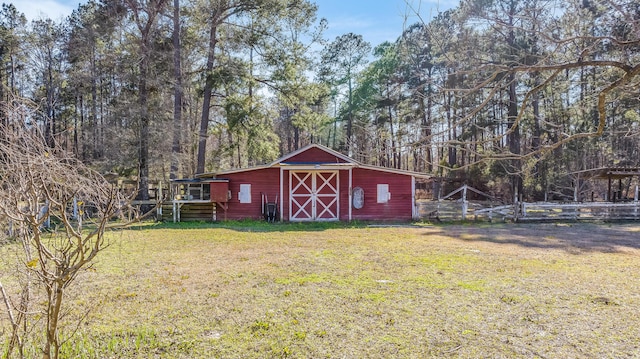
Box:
[462,185,468,220]
[635,185,638,219]
[513,188,519,221]
[157,181,163,220]
[73,197,79,220]
[173,201,177,223]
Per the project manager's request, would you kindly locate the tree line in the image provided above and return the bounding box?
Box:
[1,0,638,201]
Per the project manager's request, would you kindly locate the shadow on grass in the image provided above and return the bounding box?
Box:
[422,221,640,254]
[118,219,640,253]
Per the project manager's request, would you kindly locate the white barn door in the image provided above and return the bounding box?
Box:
[289,171,339,221]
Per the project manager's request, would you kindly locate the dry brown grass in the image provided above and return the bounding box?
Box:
[3,221,640,358]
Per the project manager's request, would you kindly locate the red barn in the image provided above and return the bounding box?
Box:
[190,144,429,222]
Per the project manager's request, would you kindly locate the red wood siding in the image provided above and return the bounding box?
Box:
[350,168,413,221]
[285,147,349,163]
[210,181,229,203]
[220,167,414,222]
[219,168,280,220]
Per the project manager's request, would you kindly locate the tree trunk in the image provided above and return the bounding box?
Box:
[506,1,522,199]
[420,69,433,172]
[170,0,182,180]
[91,48,99,159]
[196,22,219,174]
[127,0,167,202]
[138,53,150,201]
[346,72,353,155]
[43,282,64,359]
[387,84,396,168]
[446,87,456,167]
[507,73,522,199]
[45,52,55,148]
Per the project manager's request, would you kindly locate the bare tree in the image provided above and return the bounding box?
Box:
[441,0,640,159]
[0,99,126,359]
[400,0,640,200]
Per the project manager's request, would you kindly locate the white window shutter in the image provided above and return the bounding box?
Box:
[377,184,390,203]
[238,184,252,203]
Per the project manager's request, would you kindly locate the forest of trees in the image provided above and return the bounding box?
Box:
[1,0,638,202]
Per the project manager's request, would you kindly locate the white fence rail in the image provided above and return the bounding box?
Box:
[518,201,640,221]
[417,200,640,222]
[417,184,640,222]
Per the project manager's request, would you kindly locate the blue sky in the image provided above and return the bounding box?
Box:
[316,0,459,46]
[10,0,459,46]
[9,0,77,21]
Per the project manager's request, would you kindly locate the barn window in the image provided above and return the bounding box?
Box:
[238,184,252,203]
[352,186,364,209]
[377,184,390,203]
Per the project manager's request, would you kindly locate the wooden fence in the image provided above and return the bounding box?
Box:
[417,185,640,222]
[417,200,512,222]
[417,201,640,222]
[517,201,640,221]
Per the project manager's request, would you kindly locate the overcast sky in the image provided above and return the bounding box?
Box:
[9,0,459,46]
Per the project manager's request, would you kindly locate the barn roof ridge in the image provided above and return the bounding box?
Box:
[268,143,357,166]
[197,143,431,179]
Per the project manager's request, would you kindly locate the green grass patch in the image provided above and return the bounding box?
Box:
[2,222,639,358]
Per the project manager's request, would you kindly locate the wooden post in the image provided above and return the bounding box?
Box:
[72,197,79,220]
[635,185,638,219]
[513,187,519,221]
[173,201,179,223]
[411,176,417,220]
[461,185,468,220]
[279,167,284,223]
[618,179,623,201]
[157,181,163,220]
[349,168,354,221]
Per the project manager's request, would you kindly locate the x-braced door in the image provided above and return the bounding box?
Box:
[289,171,339,221]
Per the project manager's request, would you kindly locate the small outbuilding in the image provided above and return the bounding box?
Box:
[188,144,429,222]
[594,167,640,202]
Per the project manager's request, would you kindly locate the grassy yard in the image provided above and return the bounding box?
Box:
[2,221,640,358]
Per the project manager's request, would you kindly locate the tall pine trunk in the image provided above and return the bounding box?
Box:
[506,0,522,201]
[170,0,182,180]
[138,53,150,202]
[197,21,218,174]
